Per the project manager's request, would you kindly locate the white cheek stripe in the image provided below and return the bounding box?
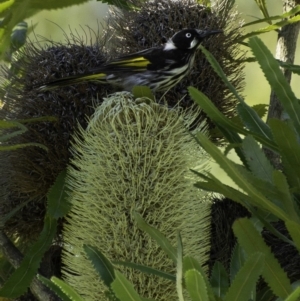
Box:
[164,40,177,50]
[189,39,198,49]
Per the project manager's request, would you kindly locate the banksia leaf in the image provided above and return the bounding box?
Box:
[210,261,229,298]
[185,269,209,301]
[233,218,293,299]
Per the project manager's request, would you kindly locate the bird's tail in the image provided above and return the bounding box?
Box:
[36,73,107,92]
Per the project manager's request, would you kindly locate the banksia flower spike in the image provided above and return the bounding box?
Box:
[62,92,211,300]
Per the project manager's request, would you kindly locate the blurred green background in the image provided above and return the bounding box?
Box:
[24,0,300,186]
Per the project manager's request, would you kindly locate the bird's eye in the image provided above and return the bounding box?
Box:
[185,33,192,38]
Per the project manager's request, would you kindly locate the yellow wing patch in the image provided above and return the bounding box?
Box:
[110,57,150,68]
[82,73,106,80]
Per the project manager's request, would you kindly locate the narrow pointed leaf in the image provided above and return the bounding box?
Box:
[196,133,289,221]
[47,169,70,219]
[50,276,84,301]
[111,270,142,301]
[84,245,115,287]
[185,269,209,301]
[210,262,229,298]
[242,135,274,183]
[233,218,292,298]
[224,252,264,301]
[114,261,176,282]
[269,118,300,188]
[183,256,216,301]
[254,0,270,19]
[285,221,300,252]
[0,216,57,298]
[237,102,273,140]
[284,287,300,301]
[176,233,184,301]
[249,37,300,134]
[37,275,83,301]
[0,142,47,151]
[134,212,177,263]
[230,244,246,283]
[189,86,278,152]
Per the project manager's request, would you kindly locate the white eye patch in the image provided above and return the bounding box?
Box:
[186,32,192,38]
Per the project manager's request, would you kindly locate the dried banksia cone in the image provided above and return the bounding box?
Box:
[62,92,210,300]
[0,30,115,243]
[107,0,245,136]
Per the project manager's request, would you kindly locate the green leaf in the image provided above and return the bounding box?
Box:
[97,0,138,10]
[230,244,246,283]
[47,169,70,219]
[189,86,278,152]
[279,61,300,75]
[272,170,300,223]
[0,0,14,14]
[132,86,155,101]
[242,5,300,27]
[233,218,292,298]
[50,276,84,301]
[224,252,264,301]
[84,245,115,287]
[183,256,216,301]
[249,37,300,134]
[254,0,270,19]
[237,102,273,141]
[0,216,57,298]
[185,269,209,301]
[0,142,47,151]
[240,15,300,41]
[134,212,177,263]
[269,118,300,189]
[37,275,83,301]
[114,261,176,282]
[195,133,289,221]
[210,262,229,298]
[285,221,300,252]
[176,233,184,301]
[111,270,142,301]
[284,287,300,301]
[242,135,274,183]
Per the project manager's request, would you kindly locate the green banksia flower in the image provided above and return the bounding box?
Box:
[62,92,211,300]
[106,0,245,137]
[0,29,115,243]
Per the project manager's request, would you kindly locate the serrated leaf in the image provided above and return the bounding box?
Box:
[284,287,300,301]
[230,244,246,283]
[183,256,216,301]
[233,218,292,299]
[269,118,300,188]
[242,5,300,27]
[84,245,115,287]
[195,132,289,221]
[114,261,176,282]
[111,270,142,301]
[210,262,229,298]
[279,61,300,75]
[189,86,278,152]
[50,277,84,301]
[224,252,264,301]
[132,85,154,101]
[0,216,57,298]
[240,15,300,41]
[134,212,177,263]
[249,37,300,134]
[37,275,82,301]
[242,135,274,183]
[237,102,273,140]
[285,221,300,252]
[47,169,70,219]
[185,269,209,301]
[272,170,300,223]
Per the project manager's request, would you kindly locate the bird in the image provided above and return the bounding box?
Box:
[37,28,223,92]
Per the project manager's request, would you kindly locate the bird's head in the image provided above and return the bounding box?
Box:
[164,28,223,51]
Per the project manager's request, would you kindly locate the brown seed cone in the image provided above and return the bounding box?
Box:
[106,0,245,137]
[0,30,115,243]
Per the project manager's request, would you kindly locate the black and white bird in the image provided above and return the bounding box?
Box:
[37,28,222,92]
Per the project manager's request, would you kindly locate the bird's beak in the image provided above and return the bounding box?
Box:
[196,29,223,39]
